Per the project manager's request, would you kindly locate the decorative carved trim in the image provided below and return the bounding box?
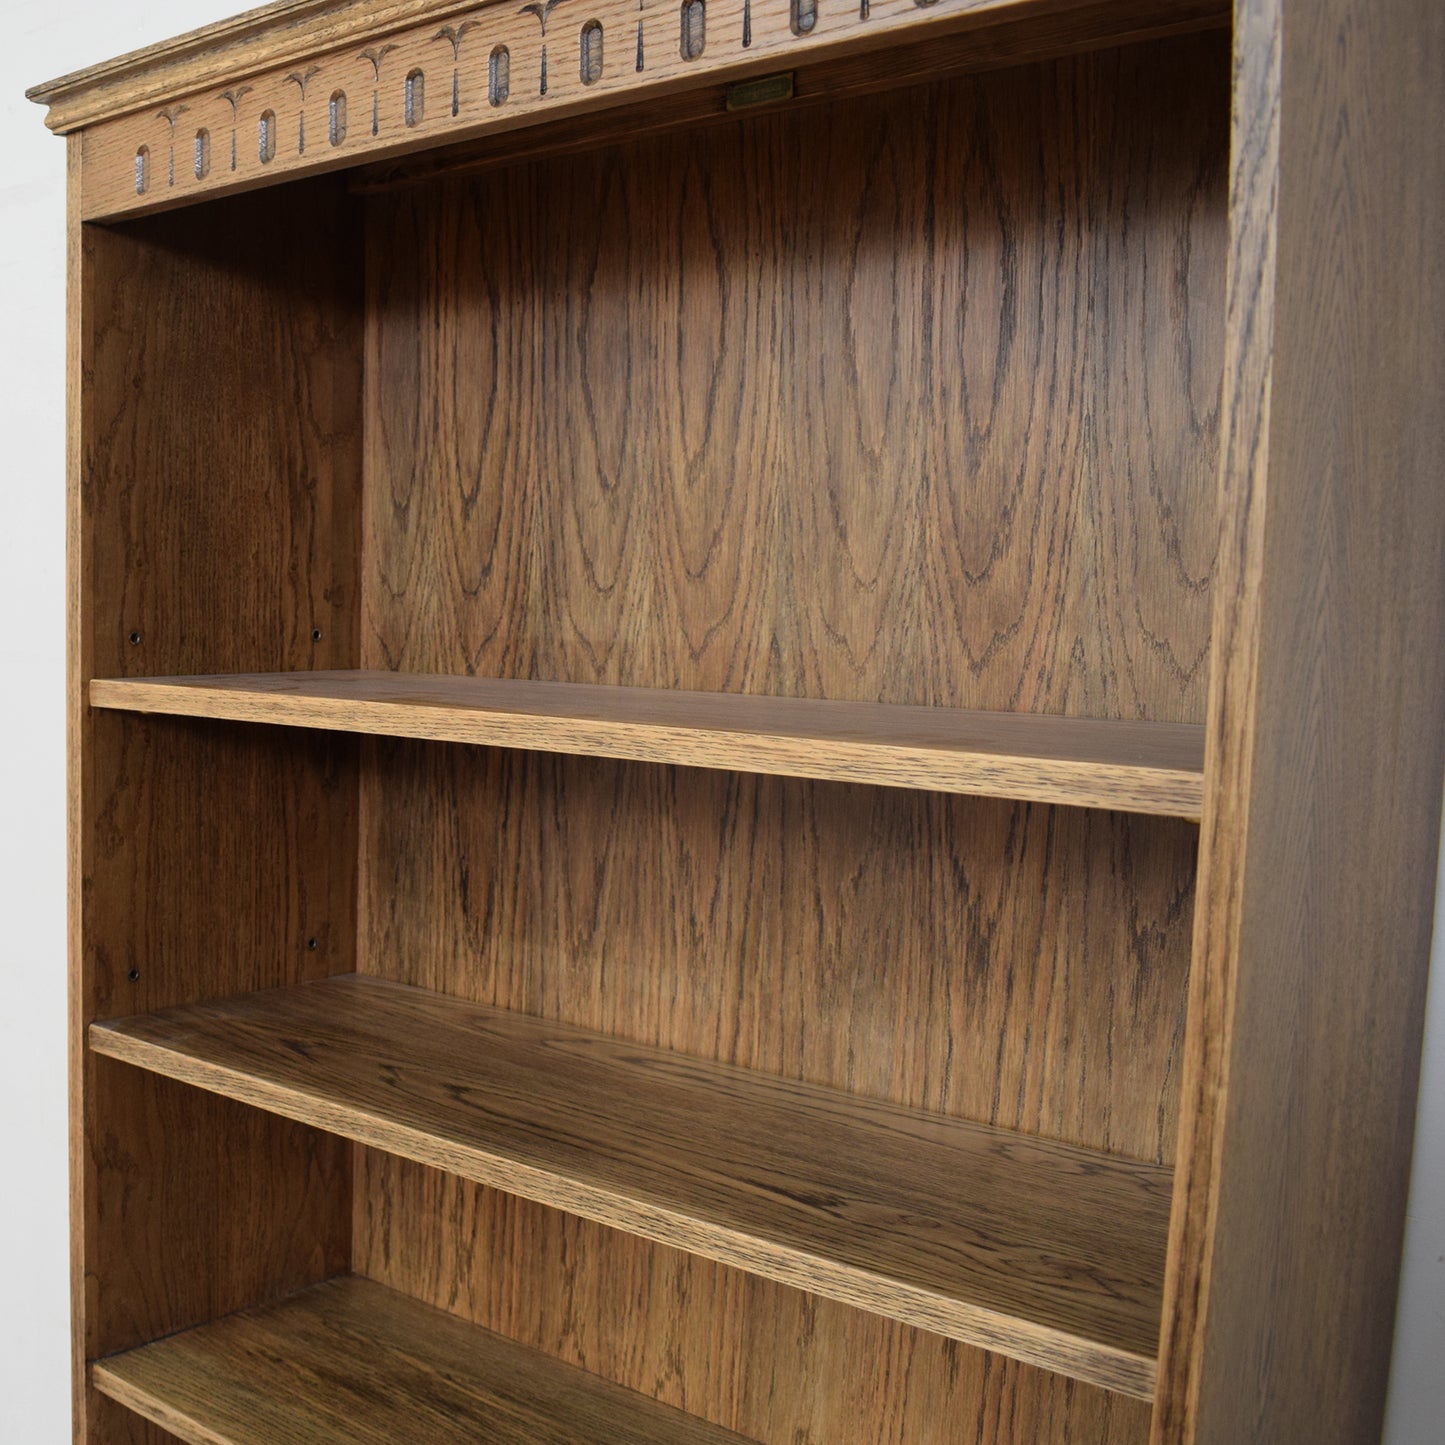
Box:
[28,0,499,133]
[71,0,1229,220]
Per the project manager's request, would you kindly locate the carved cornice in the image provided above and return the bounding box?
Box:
[28,0,492,133]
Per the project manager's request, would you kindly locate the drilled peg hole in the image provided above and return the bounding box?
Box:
[311,627,323,642]
[127,968,140,982]
[128,630,142,645]
[306,937,319,951]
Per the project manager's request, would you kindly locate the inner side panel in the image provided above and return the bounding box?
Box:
[79,182,364,1442]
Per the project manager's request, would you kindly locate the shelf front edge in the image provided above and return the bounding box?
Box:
[89,674,1205,819]
[89,1274,757,1444]
[89,976,1167,1400]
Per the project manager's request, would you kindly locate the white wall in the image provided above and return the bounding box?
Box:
[0,4,1439,1441]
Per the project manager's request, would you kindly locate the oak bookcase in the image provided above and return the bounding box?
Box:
[28,1,1444,1441]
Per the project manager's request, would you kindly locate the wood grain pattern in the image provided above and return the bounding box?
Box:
[1152,1,1445,1441]
[362,744,1198,1152]
[352,48,1223,1425]
[43,0,1229,222]
[31,0,496,130]
[37,10,1244,1445]
[72,182,364,1442]
[361,1157,1158,1444]
[93,1274,755,1444]
[363,39,1226,722]
[356,744,1197,1431]
[90,671,1207,817]
[92,973,1173,1396]
[352,0,1230,196]
[34,0,1441,1434]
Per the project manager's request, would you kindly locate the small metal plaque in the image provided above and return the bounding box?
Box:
[725,73,795,112]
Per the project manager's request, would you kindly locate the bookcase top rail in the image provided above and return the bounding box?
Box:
[30,0,1229,222]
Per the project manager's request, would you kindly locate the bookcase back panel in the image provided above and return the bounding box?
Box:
[356,742,1193,1435]
[356,1152,1155,1445]
[355,38,1217,1435]
[76,183,364,1430]
[361,33,1228,722]
[360,741,1197,1155]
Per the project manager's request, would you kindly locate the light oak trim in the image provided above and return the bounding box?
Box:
[92,1274,755,1444]
[91,974,1174,1398]
[29,0,496,132]
[30,0,1229,137]
[90,672,1206,816]
[62,0,1229,221]
[350,3,1227,194]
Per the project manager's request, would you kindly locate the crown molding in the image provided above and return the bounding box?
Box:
[28,0,491,132]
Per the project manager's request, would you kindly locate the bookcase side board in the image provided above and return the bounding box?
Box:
[1153,1,1445,1442]
[31,1,1444,1443]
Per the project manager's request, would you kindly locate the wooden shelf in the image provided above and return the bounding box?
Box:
[92,974,1173,1399]
[92,1274,754,1444]
[89,671,1206,818]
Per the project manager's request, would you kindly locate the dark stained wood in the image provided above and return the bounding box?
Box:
[359,1157,1157,1444]
[361,36,1227,722]
[93,1274,756,1444]
[90,671,1208,817]
[1152,1,1445,1441]
[73,180,364,1441]
[361,744,1198,1152]
[92,973,1175,1397]
[32,0,1444,1434]
[351,46,1224,1430]
[355,742,1195,1435]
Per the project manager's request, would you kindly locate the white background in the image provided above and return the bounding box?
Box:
[0,2,1440,1440]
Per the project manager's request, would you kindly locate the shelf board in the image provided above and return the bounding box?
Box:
[92,1274,753,1444]
[89,671,1205,817]
[92,974,1173,1398]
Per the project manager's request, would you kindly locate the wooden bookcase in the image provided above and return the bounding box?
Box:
[28,1,1444,1441]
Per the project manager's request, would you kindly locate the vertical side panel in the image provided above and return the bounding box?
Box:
[74,180,364,1443]
[1155,0,1445,1440]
